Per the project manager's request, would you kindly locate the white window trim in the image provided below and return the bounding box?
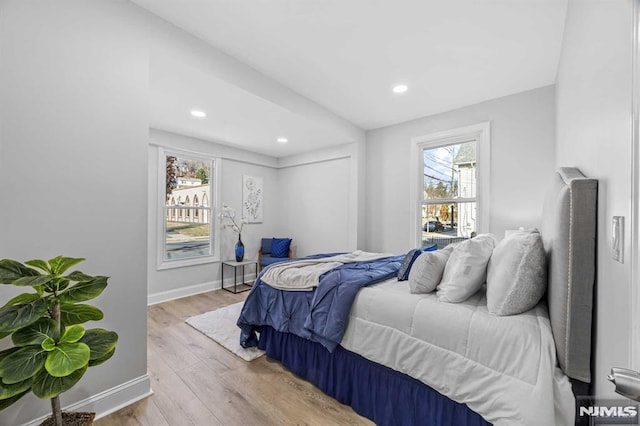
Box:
[630,0,640,371]
[409,122,491,247]
[156,147,221,270]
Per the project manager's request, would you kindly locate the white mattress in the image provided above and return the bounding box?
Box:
[340,279,575,426]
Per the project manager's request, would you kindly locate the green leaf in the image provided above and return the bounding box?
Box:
[31,365,86,400]
[0,390,28,411]
[89,347,116,367]
[45,342,90,377]
[60,304,103,326]
[3,292,40,307]
[46,256,63,275]
[0,298,48,334]
[0,346,47,384]
[11,319,57,347]
[80,329,118,361]
[0,377,32,399]
[65,271,95,283]
[46,277,70,293]
[58,277,108,304]
[48,257,85,276]
[0,260,39,284]
[59,325,85,344]
[12,275,54,288]
[41,337,56,352]
[56,257,86,275]
[24,259,51,273]
[0,347,19,364]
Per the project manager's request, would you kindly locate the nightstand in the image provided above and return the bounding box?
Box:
[221,260,258,294]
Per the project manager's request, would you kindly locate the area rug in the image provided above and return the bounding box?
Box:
[186,301,265,362]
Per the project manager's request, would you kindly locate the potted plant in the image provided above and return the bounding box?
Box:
[0,256,118,426]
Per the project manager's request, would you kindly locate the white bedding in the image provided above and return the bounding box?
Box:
[340,278,575,426]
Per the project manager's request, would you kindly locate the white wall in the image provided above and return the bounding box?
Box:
[364,86,556,253]
[278,155,353,256]
[147,129,279,302]
[0,1,150,424]
[555,0,633,396]
[278,144,359,256]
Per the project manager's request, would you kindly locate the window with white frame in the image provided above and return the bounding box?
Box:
[411,123,490,247]
[159,149,218,269]
[421,140,477,238]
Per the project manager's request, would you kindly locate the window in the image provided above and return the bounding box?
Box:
[158,149,219,269]
[411,123,490,247]
[421,141,476,239]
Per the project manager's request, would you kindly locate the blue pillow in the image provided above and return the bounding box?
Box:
[271,238,292,258]
[397,249,421,281]
[397,244,438,281]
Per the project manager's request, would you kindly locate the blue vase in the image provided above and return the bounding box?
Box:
[235,234,245,262]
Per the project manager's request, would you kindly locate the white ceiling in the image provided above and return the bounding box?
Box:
[135,0,568,157]
[150,56,351,158]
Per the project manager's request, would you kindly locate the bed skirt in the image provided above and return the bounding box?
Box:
[257,326,491,426]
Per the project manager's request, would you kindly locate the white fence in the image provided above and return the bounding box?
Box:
[165,205,210,224]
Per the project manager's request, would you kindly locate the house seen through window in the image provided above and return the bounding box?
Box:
[164,153,213,261]
[421,140,477,244]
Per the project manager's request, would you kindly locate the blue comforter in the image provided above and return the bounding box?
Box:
[238,254,403,351]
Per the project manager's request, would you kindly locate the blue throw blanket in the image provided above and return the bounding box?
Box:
[238,254,404,351]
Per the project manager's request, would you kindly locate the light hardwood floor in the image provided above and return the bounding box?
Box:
[95,289,372,426]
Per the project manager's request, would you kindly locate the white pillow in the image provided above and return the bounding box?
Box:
[408,245,454,294]
[437,234,496,303]
[486,230,547,316]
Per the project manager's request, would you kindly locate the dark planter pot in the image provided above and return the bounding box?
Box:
[40,411,95,426]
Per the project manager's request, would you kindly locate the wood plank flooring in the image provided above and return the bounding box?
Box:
[95,289,372,426]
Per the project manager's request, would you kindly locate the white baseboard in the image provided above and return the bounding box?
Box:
[148,274,257,306]
[22,374,152,426]
[148,280,221,305]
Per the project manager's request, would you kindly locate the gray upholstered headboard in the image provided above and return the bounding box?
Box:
[540,167,597,383]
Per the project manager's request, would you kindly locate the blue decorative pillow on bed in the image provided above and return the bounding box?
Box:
[423,243,438,252]
[271,238,292,258]
[397,244,437,281]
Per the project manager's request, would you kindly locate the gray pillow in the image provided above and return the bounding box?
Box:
[437,234,496,303]
[408,245,454,294]
[486,230,547,316]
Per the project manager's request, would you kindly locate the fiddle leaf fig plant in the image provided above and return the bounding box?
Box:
[0,256,118,426]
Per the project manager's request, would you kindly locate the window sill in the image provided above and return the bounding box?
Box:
[157,254,220,271]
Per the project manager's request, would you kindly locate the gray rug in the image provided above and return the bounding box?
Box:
[186,301,265,362]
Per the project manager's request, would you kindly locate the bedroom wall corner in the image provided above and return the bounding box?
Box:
[147,129,280,303]
[0,1,150,424]
[555,0,634,398]
[363,86,556,254]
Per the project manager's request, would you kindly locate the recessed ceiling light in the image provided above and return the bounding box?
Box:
[277,137,288,143]
[392,84,408,94]
[190,109,207,118]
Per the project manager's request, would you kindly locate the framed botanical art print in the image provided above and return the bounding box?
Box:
[242,175,263,223]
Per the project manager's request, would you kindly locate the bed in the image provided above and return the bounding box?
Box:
[237,167,597,426]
